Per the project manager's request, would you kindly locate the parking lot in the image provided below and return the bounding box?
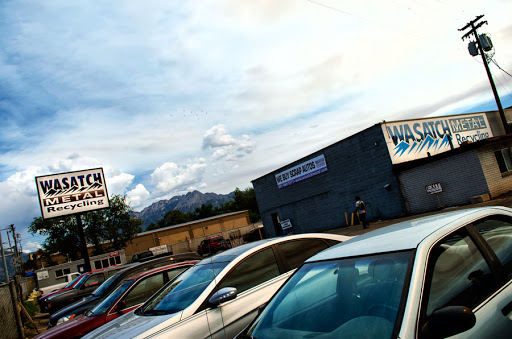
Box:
[26,193,512,338]
[326,193,512,238]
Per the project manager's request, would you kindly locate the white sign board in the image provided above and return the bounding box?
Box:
[150,245,169,255]
[280,219,292,230]
[35,168,109,219]
[37,270,49,281]
[426,182,443,195]
[275,155,328,189]
[382,113,493,164]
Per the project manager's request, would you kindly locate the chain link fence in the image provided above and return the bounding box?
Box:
[0,282,21,339]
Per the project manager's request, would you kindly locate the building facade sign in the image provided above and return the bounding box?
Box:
[382,113,493,164]
[426,182,443,195]
[35,168,109,219]
[280,219,292,230]
[275,154,328,189]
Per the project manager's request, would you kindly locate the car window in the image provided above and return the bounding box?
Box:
[142,262,229,315]
[219,248,280,294]
[83,273,105,289]
[278,239,331,271]
[473,216,512,279]
[122,273,165,308]
[247,251,412,339]
[424,229,498,316]
[166,267,188,281]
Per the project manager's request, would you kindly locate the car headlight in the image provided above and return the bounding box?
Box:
[56,314,75,325]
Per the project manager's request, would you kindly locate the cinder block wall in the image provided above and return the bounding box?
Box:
[397,150,490,213]
[253,125,407,237]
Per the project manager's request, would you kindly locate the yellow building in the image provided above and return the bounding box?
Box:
[125,210,252,257]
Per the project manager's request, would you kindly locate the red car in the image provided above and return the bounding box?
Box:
[197,235,231,256]
[35,260,199,339]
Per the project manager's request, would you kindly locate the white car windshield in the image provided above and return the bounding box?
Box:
[141,261,228,315]
[247,250,413,339]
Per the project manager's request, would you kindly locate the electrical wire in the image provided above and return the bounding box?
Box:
[305,0,353,16]
[491,58,512,78]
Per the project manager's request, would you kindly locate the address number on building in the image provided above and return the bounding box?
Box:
[426,182,443,195]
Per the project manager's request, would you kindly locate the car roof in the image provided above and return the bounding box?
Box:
[125,260,199,281]
[309,206,512,262]
[199,233,350,265]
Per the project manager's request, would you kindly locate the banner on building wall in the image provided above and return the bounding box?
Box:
[35,168,110,220]
[275,154,328,189]
[382,113,493,164]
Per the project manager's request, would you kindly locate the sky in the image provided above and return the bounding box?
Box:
[1,0,512,254]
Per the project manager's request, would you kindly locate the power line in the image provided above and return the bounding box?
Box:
[491,58,512,78]
[305,0,353,16]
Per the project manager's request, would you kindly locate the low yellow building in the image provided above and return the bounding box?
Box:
[125,210,252,257]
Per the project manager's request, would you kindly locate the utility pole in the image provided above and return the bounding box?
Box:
[0,229,25,339]
[459,15,510,134]
[8,224,22,275]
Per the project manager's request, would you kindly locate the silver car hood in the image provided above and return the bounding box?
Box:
[82,310,182,339]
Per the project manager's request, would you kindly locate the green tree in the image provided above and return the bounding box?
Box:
[227,187,260,222]
[99,195,143,250]
[29,216,83,261]
[192,203,217,220]
[29,194,143,258]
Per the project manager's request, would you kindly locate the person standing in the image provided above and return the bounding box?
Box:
[355,196,369,229]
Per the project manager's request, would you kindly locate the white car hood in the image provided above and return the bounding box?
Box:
[82,310,182,339]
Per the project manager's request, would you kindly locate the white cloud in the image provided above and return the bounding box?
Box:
[151,159,207,197]
[203,125,255,161]
[105,172,135,195]
[126,184,151,210]
[202,125,238,149]
[23,241,42,253]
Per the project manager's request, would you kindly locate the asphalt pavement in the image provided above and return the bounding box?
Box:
[326,193,512,237]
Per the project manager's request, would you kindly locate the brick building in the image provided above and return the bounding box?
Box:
[252,109,512,237]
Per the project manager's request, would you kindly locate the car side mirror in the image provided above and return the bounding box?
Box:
[208,287,237,307]
[115,300,127,314]
[421,306,476,338]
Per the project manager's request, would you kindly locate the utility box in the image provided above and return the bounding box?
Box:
[468,41,479,56]
[479,34,493,52]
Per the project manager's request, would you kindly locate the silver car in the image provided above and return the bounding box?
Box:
[241,206,512,338]
[82,233,351,339]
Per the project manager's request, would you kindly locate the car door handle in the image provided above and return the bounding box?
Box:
[501,300,512,317]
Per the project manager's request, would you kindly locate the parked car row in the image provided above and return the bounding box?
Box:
[37,234,349,339]
[37,206,512,339]
[48,252,202,327]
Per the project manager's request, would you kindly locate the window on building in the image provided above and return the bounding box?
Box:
[55,268,71,278]
[494,148,512,173]
[94,260,102,270]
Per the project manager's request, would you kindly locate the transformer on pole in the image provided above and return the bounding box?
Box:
[459,15,510,134]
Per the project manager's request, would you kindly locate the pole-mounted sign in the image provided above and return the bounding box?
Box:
[35,168,110,220]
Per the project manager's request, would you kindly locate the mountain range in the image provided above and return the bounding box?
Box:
[135,190,234,228]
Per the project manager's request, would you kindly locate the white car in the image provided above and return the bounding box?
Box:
[82,233,351,339]
[240,206,512,339]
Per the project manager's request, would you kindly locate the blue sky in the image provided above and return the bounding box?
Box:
[1,0,512,253]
